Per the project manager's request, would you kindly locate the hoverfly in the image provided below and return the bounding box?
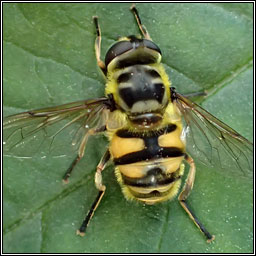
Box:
[3,5,253,243]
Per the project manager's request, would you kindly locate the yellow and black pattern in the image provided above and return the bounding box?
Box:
[6,5,244,241]
[110,123,185,204]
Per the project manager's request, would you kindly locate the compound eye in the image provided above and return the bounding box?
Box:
[142,39,161,55]
[105,38,162,69]
[105,41,133,67]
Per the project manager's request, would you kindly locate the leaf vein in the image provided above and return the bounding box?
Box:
[157,204,170,252]
[3,171,94,236]
[3,39,101,85]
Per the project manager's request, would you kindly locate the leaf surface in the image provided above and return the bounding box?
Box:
[3,3,253,253]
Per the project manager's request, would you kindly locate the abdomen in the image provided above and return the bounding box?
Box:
[109,123,185,204]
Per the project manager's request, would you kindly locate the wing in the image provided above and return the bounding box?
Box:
[3,97,110,157]
[172,89,253,178]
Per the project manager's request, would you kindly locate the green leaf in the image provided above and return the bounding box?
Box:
[3,3,253,253]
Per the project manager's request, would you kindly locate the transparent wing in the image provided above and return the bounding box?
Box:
[173,91,253,178]
[3,97,110,157]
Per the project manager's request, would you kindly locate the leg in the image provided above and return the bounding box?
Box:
[179,154,215,243]
[130,4,152,40]
[62,155,82,183]
[77,149,111,236]
[93,16,107,75]
[63,126,106,183]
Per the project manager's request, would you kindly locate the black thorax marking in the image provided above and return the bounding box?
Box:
[117,66,165,109]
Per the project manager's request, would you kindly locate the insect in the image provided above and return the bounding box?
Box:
[3,5,253,243]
